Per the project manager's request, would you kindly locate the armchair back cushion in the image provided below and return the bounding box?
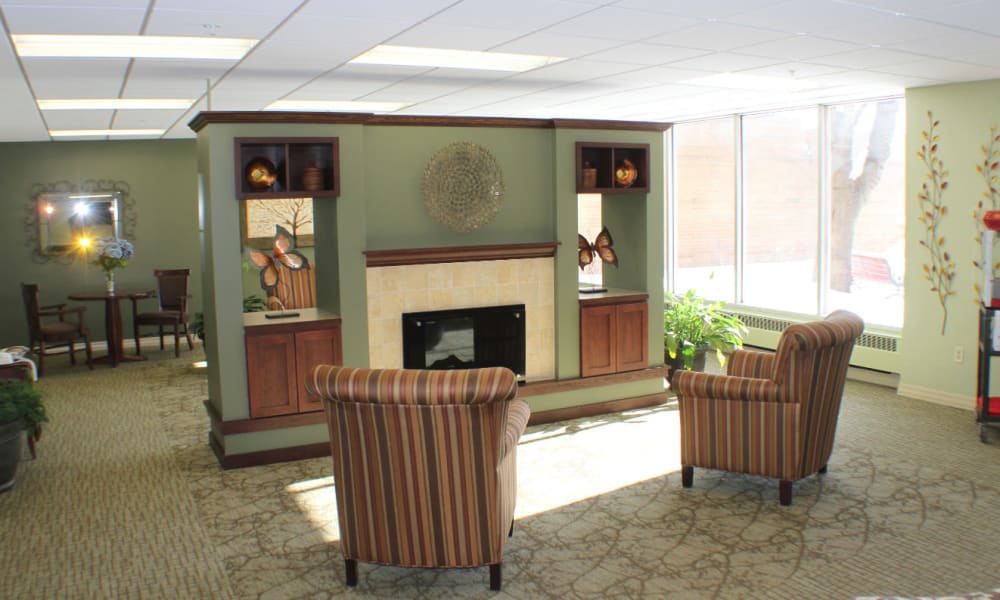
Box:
[305,366,529,570]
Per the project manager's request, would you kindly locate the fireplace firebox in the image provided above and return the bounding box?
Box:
[402,304,526,382]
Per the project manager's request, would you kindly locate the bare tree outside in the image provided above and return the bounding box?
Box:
[828,100,901,292]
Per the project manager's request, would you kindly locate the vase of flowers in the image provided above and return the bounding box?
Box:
[91,238,134,295]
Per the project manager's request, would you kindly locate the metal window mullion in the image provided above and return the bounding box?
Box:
[817,106,829,317]
[665,127,677,293]
[735,115,744,304]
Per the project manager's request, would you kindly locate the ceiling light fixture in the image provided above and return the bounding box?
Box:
[266,100,410,112]
[350,44,565,72]
[13,34,257,60]
[49,129,164,138]
[38,98,193,110]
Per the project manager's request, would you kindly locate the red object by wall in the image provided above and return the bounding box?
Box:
[984,210,1000,230]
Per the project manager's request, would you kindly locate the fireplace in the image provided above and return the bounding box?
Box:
[402,304,526,382]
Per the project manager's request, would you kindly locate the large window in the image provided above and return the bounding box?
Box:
[670,98,904,328]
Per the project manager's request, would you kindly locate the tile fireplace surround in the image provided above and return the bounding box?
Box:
[366,257,556,381]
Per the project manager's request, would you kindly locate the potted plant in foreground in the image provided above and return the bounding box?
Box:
[0,379,47,492]
[664,289,748,374]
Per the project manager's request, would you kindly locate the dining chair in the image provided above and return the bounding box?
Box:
[20,282,93,378]
[130,269,194,357]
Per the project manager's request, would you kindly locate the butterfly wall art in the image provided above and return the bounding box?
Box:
[246,225,310,296]
[578,226,618,270]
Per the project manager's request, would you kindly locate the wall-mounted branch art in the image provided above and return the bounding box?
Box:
[916,111,956,334]
[973,124,1000,299]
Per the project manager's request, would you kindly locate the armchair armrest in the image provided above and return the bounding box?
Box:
[672,370,778,404]
[503,399,531,457]
[40,305,86,320]
[727,349,775,378]
[40,303,67,311]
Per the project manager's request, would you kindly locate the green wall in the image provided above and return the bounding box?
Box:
[902,80,1000,406]
[0,139,200,345]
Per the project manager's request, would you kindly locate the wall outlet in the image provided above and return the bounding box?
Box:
[953,346,964,363]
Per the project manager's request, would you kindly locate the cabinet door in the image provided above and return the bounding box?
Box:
[616,302,648,373]
[295,326,343,412]
[580,304,617,377]
[246,332,298,418]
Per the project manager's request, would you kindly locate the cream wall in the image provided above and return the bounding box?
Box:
[900,80,1000,408]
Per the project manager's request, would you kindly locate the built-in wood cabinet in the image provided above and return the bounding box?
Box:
[576,141,649,193]
[235,137,340,199]
[244,309,342,418]
[580,290,648,377]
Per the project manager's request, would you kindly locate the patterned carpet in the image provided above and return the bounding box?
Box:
[2,349,1000,599]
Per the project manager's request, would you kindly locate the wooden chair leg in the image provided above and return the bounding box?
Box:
[779,480,793,506]
[344,559,358,586]
[682,466,693,488]
[173,322,181,357]
[489,563,502,591]
[83,334,93,370]
[37,342,46,378]
[68,341,76,365]
[134,322,143,356]
[183,323,194,349]
[158,326,165,350]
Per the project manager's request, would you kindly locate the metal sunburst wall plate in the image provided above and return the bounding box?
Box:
[422,142,505,233]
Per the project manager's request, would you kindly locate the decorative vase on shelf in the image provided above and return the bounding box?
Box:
[106,272,115,295]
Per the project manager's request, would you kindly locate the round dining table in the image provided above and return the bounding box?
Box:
[68,289,155,367]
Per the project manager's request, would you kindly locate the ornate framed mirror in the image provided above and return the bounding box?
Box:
[26,180,136,263]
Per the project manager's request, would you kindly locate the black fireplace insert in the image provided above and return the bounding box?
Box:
[402,304,526,382]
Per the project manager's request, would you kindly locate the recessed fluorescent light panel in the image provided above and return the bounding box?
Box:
[38,98,193,110]
[350,44,564,72]
[266,100,410,112]
[49,129,164,138]
[13,34,257,60]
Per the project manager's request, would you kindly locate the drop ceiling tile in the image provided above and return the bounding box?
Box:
[887,31,1000,66]
[389,23,536,50]
[723,0,879,35]
[544,6,704,41]
[22,58,130,97]
[647,22,792,51]
[43,111,115,130]
[494,32,624,58]
[739,35,862,61]
[594,43,709,66]
[511,58,646,83]
[3,5,145,34]
[666,51,784,72]
[429,0,594,31]
[875,59,1000,82]
[810,47,920,69]
[111,109,186,129]
[739,61,847,79]
[613,0,787,19]
[144,7,290,38]
[820,12,966,46]
[297,0,454,20]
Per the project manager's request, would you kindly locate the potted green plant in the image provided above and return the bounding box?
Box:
[0,379,47,492]
[664,289,748,373]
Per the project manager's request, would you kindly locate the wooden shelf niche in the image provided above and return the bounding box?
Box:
[236,137,340,199]
[576,141,649,194]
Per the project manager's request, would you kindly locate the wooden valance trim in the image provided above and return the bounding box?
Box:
[364,241,559,267]
[190,111,671,132]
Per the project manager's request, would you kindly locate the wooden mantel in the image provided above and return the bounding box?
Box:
[364,241,559,267]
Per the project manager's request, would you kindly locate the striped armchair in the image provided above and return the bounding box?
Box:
[673,310,864,505]
[305,366,531,590]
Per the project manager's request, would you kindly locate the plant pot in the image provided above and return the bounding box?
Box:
[0,419,23,493]
[665,348,707,376]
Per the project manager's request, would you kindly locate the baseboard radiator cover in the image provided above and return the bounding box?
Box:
[729,310,900,373]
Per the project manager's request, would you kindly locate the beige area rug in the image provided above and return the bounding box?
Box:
[3,350,1000,599]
